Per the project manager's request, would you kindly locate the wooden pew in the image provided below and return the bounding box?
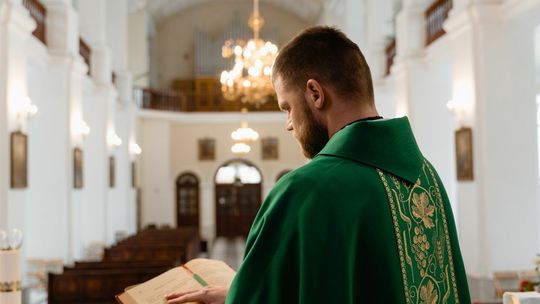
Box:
[48,267,168,303]
[47,228,201,303]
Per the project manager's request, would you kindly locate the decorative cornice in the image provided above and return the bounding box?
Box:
[144,0,324,23]
[138,109,285,124]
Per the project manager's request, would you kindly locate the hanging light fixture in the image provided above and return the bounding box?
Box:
[220,0,278,107]
[230,120,259,155]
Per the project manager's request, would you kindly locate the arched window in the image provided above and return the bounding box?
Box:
[214,159,262,238]
[176,172,199,228]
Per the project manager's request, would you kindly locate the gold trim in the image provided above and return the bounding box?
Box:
[378,161,460,304]
[426,160,460,302]
[378,169,411,303]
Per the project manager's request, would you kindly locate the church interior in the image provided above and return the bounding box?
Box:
[0,0,539,302]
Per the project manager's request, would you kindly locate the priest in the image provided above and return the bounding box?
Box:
[166,26,471,304]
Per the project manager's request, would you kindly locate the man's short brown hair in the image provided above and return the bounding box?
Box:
[272,26,374,104]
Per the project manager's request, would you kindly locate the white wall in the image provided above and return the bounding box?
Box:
[138,111,306,240]
[0,0,137,271]
[139,118,173,227]
[128,10,150,87]
[26,43,72,260]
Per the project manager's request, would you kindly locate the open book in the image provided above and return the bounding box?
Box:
[116,258,236,304]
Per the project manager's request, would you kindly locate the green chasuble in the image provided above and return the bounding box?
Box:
[226,117,471,304]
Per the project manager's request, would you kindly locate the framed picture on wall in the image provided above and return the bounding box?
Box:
[74,147,84,189]
[10,131,28,189]
[198,138,215,161]
[261,137,278,160]
[455,127,473,181]
[109,156,115,188]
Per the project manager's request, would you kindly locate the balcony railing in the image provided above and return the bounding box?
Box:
[425,0,453,46]
[134,86,280,112]
[79,38,91,76]
[385,38,396,77]
[135,87,185,112]
[23,0,47,45]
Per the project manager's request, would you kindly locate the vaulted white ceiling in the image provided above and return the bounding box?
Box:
[129,0,328,23]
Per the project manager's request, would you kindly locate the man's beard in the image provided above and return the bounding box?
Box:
[298,102,329,159]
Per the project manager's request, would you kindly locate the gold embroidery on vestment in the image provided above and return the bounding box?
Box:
[377,160,460,303]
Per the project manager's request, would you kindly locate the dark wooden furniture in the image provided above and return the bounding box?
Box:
[48,228,200,303]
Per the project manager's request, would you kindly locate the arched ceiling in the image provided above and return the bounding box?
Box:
[129,0,328,23]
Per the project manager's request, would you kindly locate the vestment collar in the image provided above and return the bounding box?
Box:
[317,117,424,184]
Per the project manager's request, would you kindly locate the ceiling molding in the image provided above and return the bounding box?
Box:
[131,0,326,23]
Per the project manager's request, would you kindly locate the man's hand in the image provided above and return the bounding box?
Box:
[165,286,229,304]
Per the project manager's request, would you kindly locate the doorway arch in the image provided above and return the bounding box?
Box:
[214,159,262,238]
[176,172,200,229]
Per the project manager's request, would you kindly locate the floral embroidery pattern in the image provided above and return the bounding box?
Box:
[420,281,439,304]
[412,192,435,228]
[377,160,460,304]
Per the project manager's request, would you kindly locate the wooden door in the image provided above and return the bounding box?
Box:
[215,183,261,237]
[176,173,199,228]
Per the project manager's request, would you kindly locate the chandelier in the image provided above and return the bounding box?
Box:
[220,0,278,107]
[231,120,259,154]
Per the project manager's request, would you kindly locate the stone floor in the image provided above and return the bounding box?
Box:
[207,237,246,271]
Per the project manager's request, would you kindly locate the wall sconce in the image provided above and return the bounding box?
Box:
[446,99,467,127]
[108,131,122,148]
[73,120,90,138]
[130,143,142,156]
[13,97,38,129]
[73,119,90,146]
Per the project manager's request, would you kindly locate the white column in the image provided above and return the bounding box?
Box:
[81,83,108,249]
[392,0,457,223]
[342,0,367,49]
[445,0,539,278]
[106,0,137,239]
[76,0,105,46]
[393,0,430,118]
[78,0,120,245]
[200,180,214,241]
[364,0,394,81]
[0,0,34,229]
[364,0,398,118]
[106,0,127,72]
[36,0,86,262]
[128,10,150,87]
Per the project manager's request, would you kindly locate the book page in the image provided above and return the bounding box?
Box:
[184,258,236,287]
[123,267,202,304]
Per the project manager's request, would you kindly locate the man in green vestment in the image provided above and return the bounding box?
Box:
[166,26,471,304]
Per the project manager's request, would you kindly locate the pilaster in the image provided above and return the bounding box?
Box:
[0,0,35,232]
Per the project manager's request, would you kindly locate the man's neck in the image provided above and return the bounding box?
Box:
[327,107,380,138]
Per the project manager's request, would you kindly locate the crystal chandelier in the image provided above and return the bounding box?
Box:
[231,121,259,154]
[220,0,278,107]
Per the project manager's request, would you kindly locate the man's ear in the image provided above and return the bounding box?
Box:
[305,79,325,110]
